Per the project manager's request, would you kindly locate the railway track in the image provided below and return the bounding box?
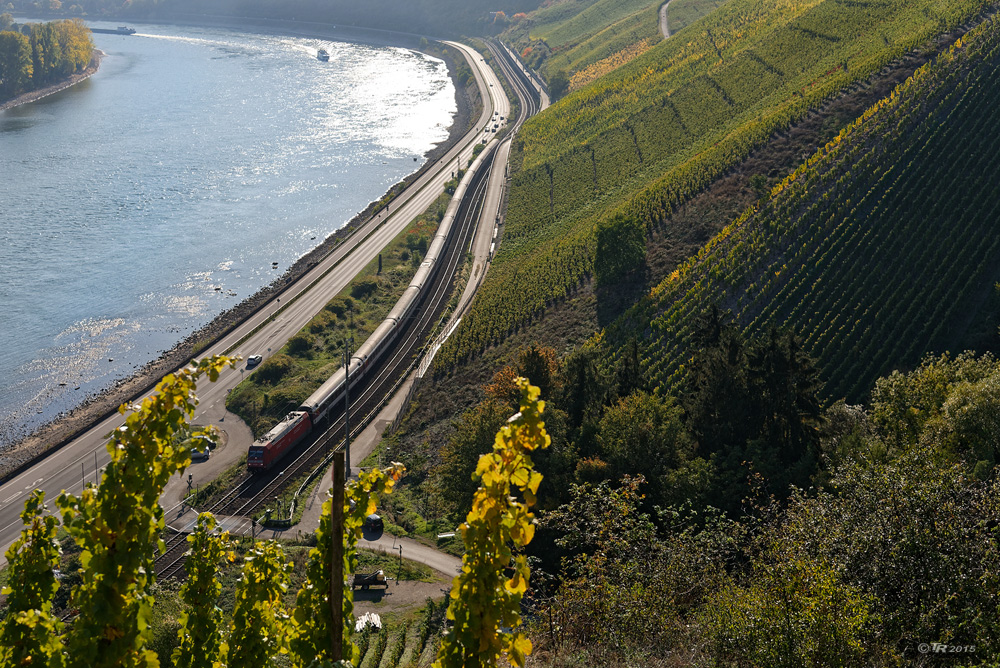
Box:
[154,37,540,581]
[154,147,495,580]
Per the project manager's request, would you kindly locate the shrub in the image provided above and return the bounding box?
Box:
[252,354,293,385]
[351,277,380,301]
[286,333,313,356]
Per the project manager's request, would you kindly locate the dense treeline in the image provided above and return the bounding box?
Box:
[600,13,1000,403]
[436,0,994,372]
[0,18,92,99]
[431,317,823,526]
[4,0,542,36]
[527,351,1000,665]
[422,317,1000,665]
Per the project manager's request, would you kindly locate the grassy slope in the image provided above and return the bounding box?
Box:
[535,0,661,52]
[603,14,1000,402]
[227,194,450,438]
[436,0,993,372]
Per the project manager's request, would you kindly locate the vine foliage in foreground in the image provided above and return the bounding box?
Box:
[435,378,550,668]
[55,356,234,668]
[290,463,405,666]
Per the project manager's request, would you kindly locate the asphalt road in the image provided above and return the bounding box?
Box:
[0,37,510,565]
[660,0,673,39]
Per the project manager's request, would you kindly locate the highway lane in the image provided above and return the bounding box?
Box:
[0,38,510,563]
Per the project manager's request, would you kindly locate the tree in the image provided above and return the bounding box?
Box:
[547,69,568,100]
[594,211,645,287]
[433,398,511,517]
[0,30,32,98]
[685,319,823,510]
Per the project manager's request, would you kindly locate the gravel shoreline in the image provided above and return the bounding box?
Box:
[0,22,476,483]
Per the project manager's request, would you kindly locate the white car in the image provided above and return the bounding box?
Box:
[246,354,263,369]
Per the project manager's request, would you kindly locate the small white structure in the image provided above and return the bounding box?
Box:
[355,612,382,632]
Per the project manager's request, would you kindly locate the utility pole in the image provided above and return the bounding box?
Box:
[343,341,352,483]
[331,451,345,661]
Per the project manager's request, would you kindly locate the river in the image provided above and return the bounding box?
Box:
[0,20,456,449]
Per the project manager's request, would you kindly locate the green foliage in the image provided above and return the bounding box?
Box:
[433,398,512,517]
[593,211,645,286]
[54,356,233,668]
[435,379,550,668]
[667,0,731,34]
[0,29,32,98]
[0,18,91,99]
[504,0,661,85]
[173,514,232,668]
[596,391,702,507]
[251,353,295,385]
[702,553,873,667]
[350,277,380,301]
[289,463,405,666]
[542,478,739,659]
[0,490,65,668]
[286,332,314,357]
[227,541,293,667]
[685,320,822,509]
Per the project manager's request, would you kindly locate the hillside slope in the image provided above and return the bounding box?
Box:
[506,0,663,84]
[604,13,1000,402]
[437,0,994,371]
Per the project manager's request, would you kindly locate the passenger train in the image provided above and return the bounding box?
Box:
[247,140,498,470]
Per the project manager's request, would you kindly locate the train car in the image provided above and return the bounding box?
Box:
[299,367,347,424]
[248,411,313,470]
[270,122,499,467]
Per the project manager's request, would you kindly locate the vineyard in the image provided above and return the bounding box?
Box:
[504,0,663,85]
[353,601,447,668]
[667,0,732,34]
[568,37,655,92]
[436,0,995,371]
[602,14,1000,403]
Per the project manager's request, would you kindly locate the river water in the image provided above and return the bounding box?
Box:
[0,21,456,448]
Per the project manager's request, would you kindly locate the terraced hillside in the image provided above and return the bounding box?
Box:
[437,0,995,371]
[668,0,731,34]
[505,0,664,84]
[603,13,1000,402]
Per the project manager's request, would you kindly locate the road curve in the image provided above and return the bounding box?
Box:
[659,0,673,38]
